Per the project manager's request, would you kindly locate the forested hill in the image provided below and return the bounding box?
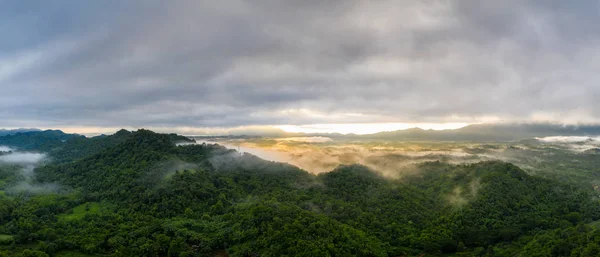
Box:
[0,130,84,151]
[1,129,600,256]
[0,129,195,163]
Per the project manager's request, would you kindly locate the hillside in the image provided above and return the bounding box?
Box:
[0,130,600,256]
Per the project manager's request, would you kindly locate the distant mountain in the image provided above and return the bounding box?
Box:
[0,128,41,136]
[347,123,600,141]
[216,123,600,141]
[0,129,84,151]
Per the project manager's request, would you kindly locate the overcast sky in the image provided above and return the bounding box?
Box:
[2,1,600,133]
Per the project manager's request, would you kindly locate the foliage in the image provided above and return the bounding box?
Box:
[1,129,600,256]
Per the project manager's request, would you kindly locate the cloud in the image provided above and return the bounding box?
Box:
[0,152,46,164]
[7,181,62,194]
[535,136,599,144]
[0,150,58,194]
[535,136,600,152]
[193,137,496,175]
[2,0,600,129]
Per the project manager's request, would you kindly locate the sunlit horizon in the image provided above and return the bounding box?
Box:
[276,123,471,135]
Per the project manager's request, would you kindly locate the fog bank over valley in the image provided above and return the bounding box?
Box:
[0,152,46,164]
[185,135,600,183]
[0,149,60,194]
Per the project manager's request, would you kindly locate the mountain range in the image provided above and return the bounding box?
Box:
[4,123,600,143]
[195,123,600,141]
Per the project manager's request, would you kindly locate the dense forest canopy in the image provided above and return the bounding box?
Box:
[1,129,600,256]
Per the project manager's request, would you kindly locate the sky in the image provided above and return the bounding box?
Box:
[2,1,600,135]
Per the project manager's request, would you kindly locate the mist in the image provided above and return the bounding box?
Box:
[184,136,600,185]
[8,181,62,194]
[535,136,599,143]
[190,137,510,177]
[535,136,600,152]
[0,150,62,194]
[184,139,294,165]
[0,152,46,164]
[156,159,204,179]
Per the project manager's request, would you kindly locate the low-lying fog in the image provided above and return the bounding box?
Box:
[535,136,600,152]
[185,136,600,184]
[187,137,508,175]
[0,146,59,194]
[0,152,46,164]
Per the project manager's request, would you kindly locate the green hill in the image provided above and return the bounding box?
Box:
[1,129,600,256]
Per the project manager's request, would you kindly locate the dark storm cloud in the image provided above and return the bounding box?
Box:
[2,0,600,128]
